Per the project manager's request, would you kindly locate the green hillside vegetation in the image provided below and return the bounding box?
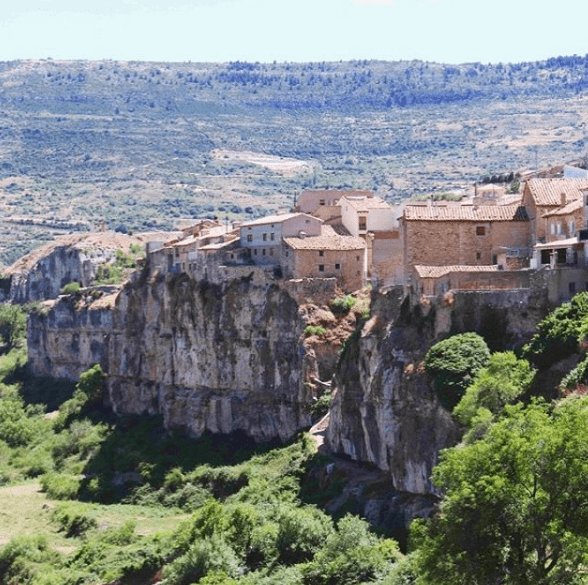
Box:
[1,56,588,266]
[3,294,588,583]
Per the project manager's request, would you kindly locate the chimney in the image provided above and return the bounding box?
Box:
[561,192,567,207]
[298,230,306,239]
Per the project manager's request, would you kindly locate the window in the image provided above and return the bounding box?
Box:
[570,282,577,296]
[270,232,275,241]
[263,233,267,241]
[262,249,266,256]
[319,250,324,257]
[269,248,274,256]
[335,263,340,270]
[570,221,576,235]
[320,199,325,206]
[254,249,258,255]
[305,219,310,224]
[359,216,367,231]
[476,226,486,236]
[247,234,253,242]
[318,265,325,272]
[356,255,360,261]
[476,251,481,260]
[492,254,498,265]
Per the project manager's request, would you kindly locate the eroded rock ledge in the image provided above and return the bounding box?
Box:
[28,268,316,442]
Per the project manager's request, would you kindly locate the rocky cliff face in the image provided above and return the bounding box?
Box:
[28,256,551,496]
[327,287,549,495]
[3,231,177,304]
[28,267,315,442]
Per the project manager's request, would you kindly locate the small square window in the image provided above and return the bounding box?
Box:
[476,226,486,236]
[320,199,325,205]
[335,263,340,270]
[247,234,253,242]
[356,255,360,261]
[319,250,324,257]
[318,265,325,272]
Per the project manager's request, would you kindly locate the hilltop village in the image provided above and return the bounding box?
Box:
[144,170,588,306]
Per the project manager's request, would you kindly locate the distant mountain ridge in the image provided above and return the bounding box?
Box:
[1,55,587,267]
[2,55,588,112]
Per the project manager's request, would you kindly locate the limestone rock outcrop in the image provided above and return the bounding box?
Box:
[2,231,177,304]
[327,287,549,495]
[28,268,314,442]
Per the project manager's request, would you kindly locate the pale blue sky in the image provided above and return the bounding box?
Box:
[2,0,587,64]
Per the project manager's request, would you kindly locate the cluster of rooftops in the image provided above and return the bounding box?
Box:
[145,175,588,304]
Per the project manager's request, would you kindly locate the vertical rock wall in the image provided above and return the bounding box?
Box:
[327,287,550,495]
[28,269,314,442]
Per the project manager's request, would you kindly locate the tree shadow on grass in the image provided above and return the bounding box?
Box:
[77,414,281,504]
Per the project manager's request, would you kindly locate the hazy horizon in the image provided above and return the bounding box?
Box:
[3,0,588,66]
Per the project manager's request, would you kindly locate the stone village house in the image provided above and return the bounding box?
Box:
[404,178,588,302]
[145,178,588,303]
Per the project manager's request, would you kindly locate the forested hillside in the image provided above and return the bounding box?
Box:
[1,56,588,265]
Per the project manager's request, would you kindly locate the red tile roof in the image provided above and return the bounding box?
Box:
[414,264,504,278]
[403,204,528,222]
[341,195,392,212]
[283,225,366,251]
[525,178,588,207]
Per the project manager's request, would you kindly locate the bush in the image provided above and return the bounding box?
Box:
[523,292,588,369]
[301,515,400,585]
[423,332,490,410]
[304,325,326,337]
[61,281,82,295]
[163,534,243,585]
[52,503,98,537]
[0,304,27,351]
[453,351,535,429]
[560,355,588,391]
[0,535,60,585]
[40,472,81,500]
[330,295,356,316]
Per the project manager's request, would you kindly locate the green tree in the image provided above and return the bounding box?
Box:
[523,292,588,369]
[453,351,535,438]
[423,333,490,410]
[413,397,588,585]
[0,304,27,352]
[302,515,400,585]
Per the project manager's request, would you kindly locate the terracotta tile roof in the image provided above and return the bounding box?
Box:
[284,225,366,251]
[525,178,588,207]
[341,195,392,212]
[403,204,529,222]
[241,212,314,227]
[542,198,583,217]
[301,189,373,199]
[414,264,503,278]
